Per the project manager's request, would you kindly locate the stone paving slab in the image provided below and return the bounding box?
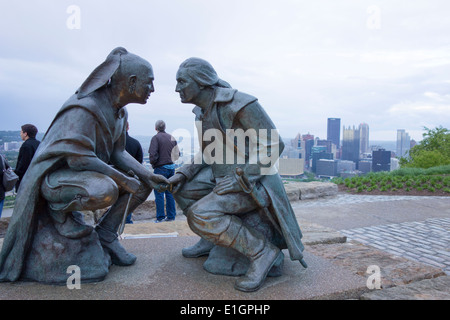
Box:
[340,217,450,275]
[1,234,446,300]
[1,192,449,300]
[306,241,446,289]
[0,236,368,300]
[292,195,450,231]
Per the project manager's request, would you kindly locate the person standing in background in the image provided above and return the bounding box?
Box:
[149,120,179,223]
[15,124,40,192]
[125,122,144,224]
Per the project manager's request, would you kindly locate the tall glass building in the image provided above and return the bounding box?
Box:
[342,125,360,164]
[359,123,370,155]
[327,118,341,149]
[396,129,411,158]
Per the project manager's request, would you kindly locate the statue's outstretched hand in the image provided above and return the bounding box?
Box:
[146,173,170,192]
[168,173,186,194]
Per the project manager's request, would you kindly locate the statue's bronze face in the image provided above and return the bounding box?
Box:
[110,63,155,106]
[175,68,201,104]
[131,66,155,105]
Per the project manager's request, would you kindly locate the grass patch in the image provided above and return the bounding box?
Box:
[331,165,450,195]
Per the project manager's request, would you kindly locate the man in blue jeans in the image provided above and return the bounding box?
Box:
[149,120,180,222]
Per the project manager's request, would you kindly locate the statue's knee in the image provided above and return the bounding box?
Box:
[186,205,225,233]
[186,206,203,234]
[84,177,119,209]
[41,170,119,212]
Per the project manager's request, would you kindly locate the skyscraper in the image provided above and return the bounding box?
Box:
[396,129,411,158]
[342,125,360,164]
[327,118,341,149]
[373,149,391,172]
[302,133,314,168]
[359,123,369,155]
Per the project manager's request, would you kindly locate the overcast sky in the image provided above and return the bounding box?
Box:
[1,0,450,142]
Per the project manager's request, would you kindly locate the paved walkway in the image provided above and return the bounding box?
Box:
[341,217,450,275]
[1,192,449,300]
[292,194,450,276]
[292,193,450,208]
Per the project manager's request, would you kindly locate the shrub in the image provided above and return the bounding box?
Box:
[402,150,450,169]
[400,126,450,169]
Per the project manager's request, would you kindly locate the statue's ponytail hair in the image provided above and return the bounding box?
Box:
[76,47,128,99]
[179,57,231,89]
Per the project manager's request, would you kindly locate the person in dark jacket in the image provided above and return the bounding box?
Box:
[125,122,144,164]
[125,122,144,223]
[15,124,40,191]
[149,120,179,222]
[0,154,11,218]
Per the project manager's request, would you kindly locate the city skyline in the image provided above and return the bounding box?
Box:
[1,1,449,142]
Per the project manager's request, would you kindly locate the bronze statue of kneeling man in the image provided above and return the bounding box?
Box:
[0,47,169,283]
[169,58,307,292]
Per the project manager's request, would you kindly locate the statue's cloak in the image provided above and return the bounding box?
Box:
[179,87,305,263]
[0,93,124,281]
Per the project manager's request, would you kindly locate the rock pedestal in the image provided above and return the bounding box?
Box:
[21,214,111,284]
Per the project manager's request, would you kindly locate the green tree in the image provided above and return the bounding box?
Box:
[400,126,450,168]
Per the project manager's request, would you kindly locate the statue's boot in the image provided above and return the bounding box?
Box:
[95,224,136,266]
[50,210,93,239]
[218,216,282,292]
[234,241,282,292]
[182,237,215,258]
[94,184,151,266]
[100,238,137,266]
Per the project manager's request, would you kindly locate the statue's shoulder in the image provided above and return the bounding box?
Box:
[215,88,258,115]
[56,94,110,124]
[61,94,98,112]
[48,94,105,133]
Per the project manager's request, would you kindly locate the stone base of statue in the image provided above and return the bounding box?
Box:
[21,211,111,284]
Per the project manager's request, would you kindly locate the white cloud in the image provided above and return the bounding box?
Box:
[1,0,450,143]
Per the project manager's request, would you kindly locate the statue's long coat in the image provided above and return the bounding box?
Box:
[178,87,305,263]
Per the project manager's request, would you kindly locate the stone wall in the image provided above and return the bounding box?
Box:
[284,181,338,201]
